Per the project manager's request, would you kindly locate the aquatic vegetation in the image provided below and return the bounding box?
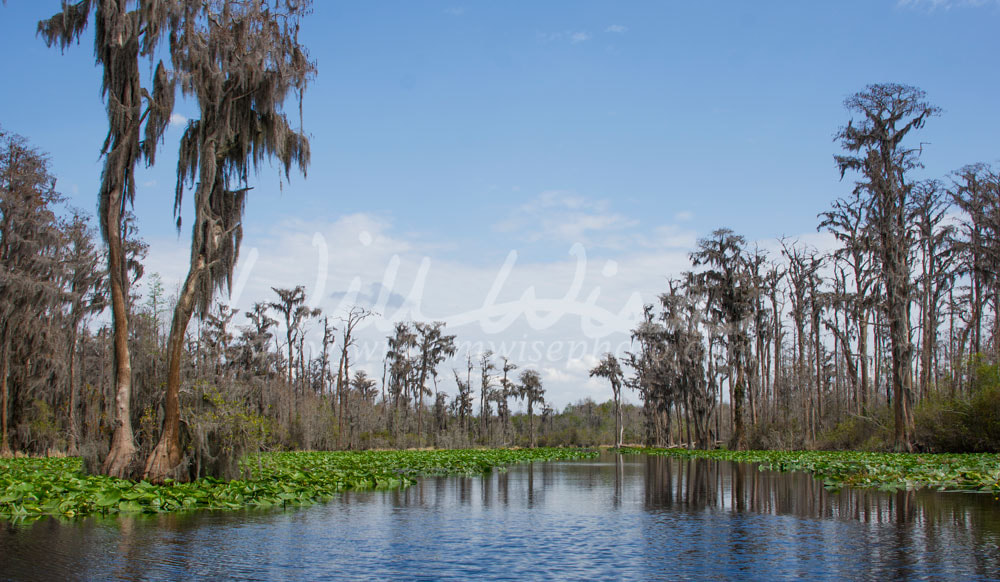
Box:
[629,447,1000,493]
[0,448,596,520]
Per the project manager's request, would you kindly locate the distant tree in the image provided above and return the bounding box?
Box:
[478,351,495,443]
[386,322,417,435]
[61,211,106,454]
[909,180,954,399]
[413,321,456,441]
[238,301,278,412]
[201,303,239,379]
[497,357,518,444]
[590,353,624,447]
[351,370,378,404]
[336,307,374,446]
[144,272,167,346]
[518,369,544,448]
[820,191,877,411]
[453,354,475,437]
[781,239,823,440]
[319,316,336,397]
[950,164,1000,372]
[691,228,754,450]
[270,286,314,387]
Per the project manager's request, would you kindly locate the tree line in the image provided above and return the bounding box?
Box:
[602,84,999,453]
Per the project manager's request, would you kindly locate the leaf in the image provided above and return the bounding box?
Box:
[96,491,122,506]
[118,500,143,513]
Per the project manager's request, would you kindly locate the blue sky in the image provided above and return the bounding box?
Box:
[2,0,999,406]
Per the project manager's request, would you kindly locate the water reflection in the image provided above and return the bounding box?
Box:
[640,453,1000,530]
[1,453,998,581]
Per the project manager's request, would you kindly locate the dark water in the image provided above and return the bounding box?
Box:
[2,453,999,581]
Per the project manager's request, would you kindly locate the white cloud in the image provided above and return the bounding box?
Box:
[495,190,697,252]
[537,30,592,44]
[644,224,697,249]
[141,206,861,409]
[605,24,628,33]
[141,209,697,408]
[495,190,638,248]
[169,113,188,127]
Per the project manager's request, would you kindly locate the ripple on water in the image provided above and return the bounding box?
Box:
[1,454,998,581]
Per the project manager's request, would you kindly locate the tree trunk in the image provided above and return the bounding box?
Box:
[67,320,80,455]
[858,309,869,412]
[102,200,137,479]
[813,310,823,436]
[772,295,782,419]
[340,346,350,448]
[614,384,623,448]
[416,363,427,442]
[732,364,747,450]
[527,404,534,448]
[1,342,10,457]
[336,353,345,448]
[144,256,205,483]
[884,224,915,451]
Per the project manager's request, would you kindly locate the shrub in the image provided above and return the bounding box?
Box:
[816,408,893,451]
[184,383,273,480]
[914,363,1000,453]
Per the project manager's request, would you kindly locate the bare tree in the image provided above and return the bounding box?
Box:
[835,83,939,451]
[62,212,106,454]
[820,191,877,411]
[910,181,954,399]
[951,164,1000,374]
[335,307,374,446]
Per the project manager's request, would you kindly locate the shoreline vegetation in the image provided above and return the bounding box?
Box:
[630,447,1000,494]
[3,447,997,523]
[0,448,597,521]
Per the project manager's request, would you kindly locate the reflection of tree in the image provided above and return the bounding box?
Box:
[498,471,509,507]
[613,453,623,508]
[527,463,535,508]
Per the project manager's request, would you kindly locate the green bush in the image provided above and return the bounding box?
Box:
[816,408,894,452]
[914,363,1000,453]
[184,383,273,480]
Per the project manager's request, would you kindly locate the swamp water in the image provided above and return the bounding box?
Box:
[1,453,998,580]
